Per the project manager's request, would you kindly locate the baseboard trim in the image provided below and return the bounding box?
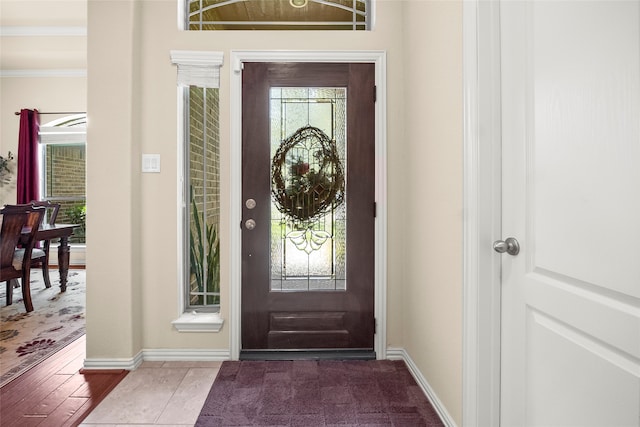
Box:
[387,347,458,427]
[83,348,230,370]
[83,351,144,371]
[142,348,230,361]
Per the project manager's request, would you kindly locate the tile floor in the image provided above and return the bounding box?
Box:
[80,361,221,426]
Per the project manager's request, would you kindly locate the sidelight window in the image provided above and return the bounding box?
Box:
[187,86,220,308]
[171,51,223,321]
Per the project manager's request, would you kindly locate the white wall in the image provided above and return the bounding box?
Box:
[86,0,407,354]
[86,0,142,361]
[402,2,464,423]
[83,0,463,425]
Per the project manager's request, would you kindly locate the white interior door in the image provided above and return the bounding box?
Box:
[500,1,640,426]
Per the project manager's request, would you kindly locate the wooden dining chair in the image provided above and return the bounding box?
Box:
[29,200,61,288]
[0,204,45,312]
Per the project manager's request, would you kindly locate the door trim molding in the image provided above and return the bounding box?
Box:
[229,50,388,361]
[462,1,502,426]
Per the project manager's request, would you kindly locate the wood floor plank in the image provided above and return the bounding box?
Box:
[2,352,74,400]
[0,335,128,427]
[63,373,128,427]
[55,352,86,376]
[70,372,119,398]
[26,374,87,415]
[1,373,73,425]
[13,415,47,427]
[37,396,87,427]
[1,337,85,404]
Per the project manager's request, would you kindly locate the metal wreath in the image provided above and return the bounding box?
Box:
[271,125,345,222]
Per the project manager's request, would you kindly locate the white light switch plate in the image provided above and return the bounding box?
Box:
[142,154,161,173]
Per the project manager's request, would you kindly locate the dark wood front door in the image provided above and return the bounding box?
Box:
[241,62,375,358]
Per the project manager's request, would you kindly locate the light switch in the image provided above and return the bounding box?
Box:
[142,154,161,173]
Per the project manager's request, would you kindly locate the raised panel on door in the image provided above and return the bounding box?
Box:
[500,1,640,425]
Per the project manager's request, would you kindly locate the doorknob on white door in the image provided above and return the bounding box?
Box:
[493,237,520,256]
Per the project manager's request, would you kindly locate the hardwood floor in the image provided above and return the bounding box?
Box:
[0,335,127,427]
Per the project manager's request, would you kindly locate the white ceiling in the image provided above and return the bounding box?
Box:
[0,0,87,74]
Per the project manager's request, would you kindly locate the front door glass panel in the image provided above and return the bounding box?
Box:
[269,87,347,291]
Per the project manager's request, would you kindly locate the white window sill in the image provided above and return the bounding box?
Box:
[171,311,224,332]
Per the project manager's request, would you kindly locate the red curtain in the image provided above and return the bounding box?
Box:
[17,109,40,204]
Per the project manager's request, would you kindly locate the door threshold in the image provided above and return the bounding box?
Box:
[240,349,376,361]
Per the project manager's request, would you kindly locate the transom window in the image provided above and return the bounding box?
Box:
[186,0,370,30]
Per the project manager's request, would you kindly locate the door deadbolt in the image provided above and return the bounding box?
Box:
[493,237,520,256]
[245,198,256,209]
[245,219,256,230]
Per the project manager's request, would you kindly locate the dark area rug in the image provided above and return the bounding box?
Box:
[195,359,444,426]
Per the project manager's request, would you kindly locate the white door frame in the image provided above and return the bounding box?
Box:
[229,50,388,361]
[462,1,502,426]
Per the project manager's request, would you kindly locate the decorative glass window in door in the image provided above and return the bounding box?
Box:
[270,88,346,291]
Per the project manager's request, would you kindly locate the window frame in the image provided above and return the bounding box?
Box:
[39,116,87,247]
[170,50,225,333]
[184,86,221,311]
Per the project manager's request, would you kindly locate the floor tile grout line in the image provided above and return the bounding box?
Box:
[153,366,194,425]
[155,366,220,425]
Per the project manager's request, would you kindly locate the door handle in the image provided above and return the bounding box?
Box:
[493,237,520,256]
[245,219,256,230]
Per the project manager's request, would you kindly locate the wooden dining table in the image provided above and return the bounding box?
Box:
[32,223,78,292]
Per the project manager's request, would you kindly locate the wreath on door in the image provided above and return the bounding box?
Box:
[271,125,345,222]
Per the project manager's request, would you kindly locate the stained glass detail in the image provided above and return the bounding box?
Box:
[270,88,347,292]
[187,0,369,31]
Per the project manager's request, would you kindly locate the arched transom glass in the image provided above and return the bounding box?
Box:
[187,0,370,30]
